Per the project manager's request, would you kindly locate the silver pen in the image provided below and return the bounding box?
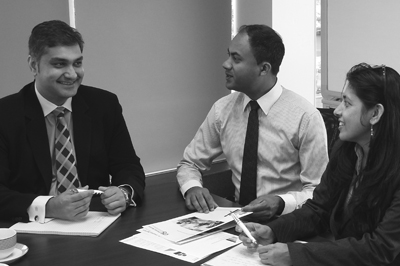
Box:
[230,212,257,245]
[149,225,168,235]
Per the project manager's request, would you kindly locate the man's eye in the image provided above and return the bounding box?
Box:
[53,63,65,68]
[74,61,83,67]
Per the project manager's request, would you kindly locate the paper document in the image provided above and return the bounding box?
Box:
[142,207,250,244]
[201,243,264,266]
[121,231,241,263]
[11,211,120,237]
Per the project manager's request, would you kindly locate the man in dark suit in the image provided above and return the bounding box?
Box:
[0,20,145,223]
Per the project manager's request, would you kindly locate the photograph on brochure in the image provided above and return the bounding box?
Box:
[142,207,251,244]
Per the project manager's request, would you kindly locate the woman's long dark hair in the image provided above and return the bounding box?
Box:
[328,63,400,232]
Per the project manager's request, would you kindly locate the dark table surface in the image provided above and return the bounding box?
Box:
[0,173,239,266]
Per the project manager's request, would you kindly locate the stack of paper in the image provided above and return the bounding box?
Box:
[120,207,251,263]
[11,212,120,237]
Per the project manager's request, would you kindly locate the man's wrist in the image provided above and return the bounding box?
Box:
[275,196,285,216]
[120,187,131,206]
[266,226,277,243]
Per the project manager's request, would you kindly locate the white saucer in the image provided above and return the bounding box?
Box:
[0,243,28,263]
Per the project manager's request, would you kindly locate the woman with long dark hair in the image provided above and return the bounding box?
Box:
[237,63,400,265]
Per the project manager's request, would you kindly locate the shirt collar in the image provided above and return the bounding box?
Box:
[34,84,73,117]
[242,79,283,115]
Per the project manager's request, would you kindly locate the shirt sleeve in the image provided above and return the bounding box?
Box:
[27,196,53,223]
[281,110,328,213]
[118,184,137,207]
[176,104,224,197]
[277,194,297,215]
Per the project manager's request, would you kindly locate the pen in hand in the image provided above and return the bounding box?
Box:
[230,213,258,245]
[76,188,104,194]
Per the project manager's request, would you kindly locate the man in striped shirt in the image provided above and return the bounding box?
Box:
[177,25,328,221]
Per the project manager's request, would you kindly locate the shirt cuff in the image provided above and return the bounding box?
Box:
[180,180,203,198]
[27,196,53,223]
[118,184,136,207]
[277,194,296,215]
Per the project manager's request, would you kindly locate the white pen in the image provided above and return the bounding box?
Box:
[149,226,168,235]
[230,213,258,245]
[76,188,104,194]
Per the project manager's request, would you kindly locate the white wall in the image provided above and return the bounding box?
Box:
[273,0,316,105]
[322,0,400,99]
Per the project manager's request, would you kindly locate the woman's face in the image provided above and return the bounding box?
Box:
[334,83,374,148]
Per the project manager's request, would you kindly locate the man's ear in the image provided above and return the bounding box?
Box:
[370,103,384,125]
[27,55,39,76]
[260,62,271,76]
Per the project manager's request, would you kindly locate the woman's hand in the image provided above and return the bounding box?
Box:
[236,222,276,247]
[258,243,292,266]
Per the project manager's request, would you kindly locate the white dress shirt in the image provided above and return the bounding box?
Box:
[27,86,74,223]
[177,81,329,215]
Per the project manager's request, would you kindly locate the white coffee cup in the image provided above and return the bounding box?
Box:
[0,229,17,259]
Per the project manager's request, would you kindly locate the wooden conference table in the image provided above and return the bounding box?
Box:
[0,172,239,266]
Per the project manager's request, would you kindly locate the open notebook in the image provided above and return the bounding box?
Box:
[10,211,120,237]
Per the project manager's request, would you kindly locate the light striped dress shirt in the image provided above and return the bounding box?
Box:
[177,81,329,215]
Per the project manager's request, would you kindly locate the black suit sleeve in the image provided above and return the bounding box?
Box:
[105,93,145,204]
[267,150,400,265]
[73,86,146,205]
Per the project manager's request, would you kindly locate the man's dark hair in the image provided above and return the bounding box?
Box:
[238,24,285,75]
[29,20,84,61]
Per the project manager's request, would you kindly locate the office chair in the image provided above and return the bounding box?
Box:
[318,107,340,157]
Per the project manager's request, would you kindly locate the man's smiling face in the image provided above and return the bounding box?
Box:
[30,44,84,106]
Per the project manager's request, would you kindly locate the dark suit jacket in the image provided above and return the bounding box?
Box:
[268,141,400,265]
[0,82,145,222]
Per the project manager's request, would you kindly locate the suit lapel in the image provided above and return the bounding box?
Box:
[72,93,91,185]
[24,84,53,191]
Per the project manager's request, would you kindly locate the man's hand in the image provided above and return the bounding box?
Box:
[236,222,276,247]
[99,186,127,215]
[258,243,292,266]
[46,188,93,220]
[184,187,218,213]
[241,195,284,222]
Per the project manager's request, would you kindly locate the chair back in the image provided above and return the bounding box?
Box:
[318,108,340,157]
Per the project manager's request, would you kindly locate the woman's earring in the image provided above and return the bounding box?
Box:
[371,124,374,137]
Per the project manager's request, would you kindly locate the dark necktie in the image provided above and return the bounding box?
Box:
[53,107,81,193]
[239,101,260,205]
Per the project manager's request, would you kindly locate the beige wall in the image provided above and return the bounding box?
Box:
[74,0,232,173]
[322,0,400,99]
[0,0,69,97]
[234,0,272,33]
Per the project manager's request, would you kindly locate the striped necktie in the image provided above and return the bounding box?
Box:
[53,107,81,193]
